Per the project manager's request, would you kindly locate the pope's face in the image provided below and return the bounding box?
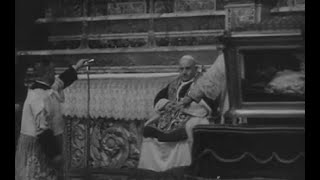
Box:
[179,59,197,82]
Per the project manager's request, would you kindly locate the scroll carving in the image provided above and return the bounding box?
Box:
[70,117,86,168]
[67,116,143,169]
[89,120,142,168]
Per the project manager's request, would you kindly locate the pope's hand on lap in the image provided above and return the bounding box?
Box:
[180,96,193,107]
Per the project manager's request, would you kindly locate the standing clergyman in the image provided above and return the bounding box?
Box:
[15,59,87,180]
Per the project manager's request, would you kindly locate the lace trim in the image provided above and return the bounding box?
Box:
[62,74,177,120]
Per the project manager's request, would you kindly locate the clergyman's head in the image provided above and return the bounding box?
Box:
[33,60,55,86]
[178,55,197,82]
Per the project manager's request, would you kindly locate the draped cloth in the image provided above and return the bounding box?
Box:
[15,134,58,180]
[62,73,177,120]
[138,115,209,172]
[188,52,229,123]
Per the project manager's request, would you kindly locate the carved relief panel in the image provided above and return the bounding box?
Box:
[276,0,305,7]
[174,0,217,12]
[154,0,175,13]
[66,116,143,169]
[225,3,256,31]
[45,0,83,18]
[90,120,143,168]
[69,117,86,169]
[90,0,109,16]
[106,0,147,15]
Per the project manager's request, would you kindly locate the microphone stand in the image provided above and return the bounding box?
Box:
[85,64,91,176]
[87,64,91,124]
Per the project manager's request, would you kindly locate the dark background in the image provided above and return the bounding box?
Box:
[15,0,46,50]
[15,0,47,103]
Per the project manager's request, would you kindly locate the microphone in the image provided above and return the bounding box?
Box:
[84,59,95,66]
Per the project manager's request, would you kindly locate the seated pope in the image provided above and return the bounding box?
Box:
[138,54,226,172]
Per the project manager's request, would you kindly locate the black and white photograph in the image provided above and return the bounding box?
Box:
[15,0,305,179]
